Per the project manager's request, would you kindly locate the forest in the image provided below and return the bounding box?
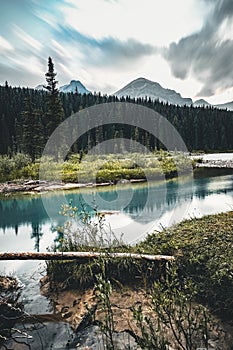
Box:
[1,58,233,160]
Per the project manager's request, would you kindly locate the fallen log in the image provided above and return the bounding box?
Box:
[0,252,175,262]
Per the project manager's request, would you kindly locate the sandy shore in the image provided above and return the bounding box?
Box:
[0,178,146,196]
[195,159,233,168]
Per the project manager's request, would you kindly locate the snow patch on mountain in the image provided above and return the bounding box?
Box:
[35,80,90,94]
[114,77,193,106]
[35,84,47,91]
[59,80,90,94]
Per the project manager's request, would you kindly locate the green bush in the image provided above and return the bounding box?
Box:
[0,153,32,181]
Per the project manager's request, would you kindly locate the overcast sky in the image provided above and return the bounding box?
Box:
[0,0,232,104]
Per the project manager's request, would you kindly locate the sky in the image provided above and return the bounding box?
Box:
[0,0,232,104]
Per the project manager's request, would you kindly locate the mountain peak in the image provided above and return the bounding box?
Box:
[215,100,233,111]
[193,99,211,107]
[35,80,90,94]
[60,80,90,94]
[114,77,192,106]
[35,84,46,91]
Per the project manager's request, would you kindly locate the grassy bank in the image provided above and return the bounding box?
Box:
[44,210,233,349]
[47,210,233,320]
[0,151,193,183]
[137,211,233,320]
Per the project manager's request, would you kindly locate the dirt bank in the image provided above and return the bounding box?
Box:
[0,178,146,196]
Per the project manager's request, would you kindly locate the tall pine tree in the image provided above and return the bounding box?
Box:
[21,97,44,161]
[44,57,64,138]
[44,57,64,159]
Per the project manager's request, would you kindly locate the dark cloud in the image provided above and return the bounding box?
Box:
[54,25,157,68]
[164,0,233,97]
[213,0,233,22]
[90,37,157,67]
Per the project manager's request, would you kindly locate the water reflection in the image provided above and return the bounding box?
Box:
[31,223,43,252]
[0,171,233,250]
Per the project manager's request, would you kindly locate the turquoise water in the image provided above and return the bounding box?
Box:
[0,170,233,252]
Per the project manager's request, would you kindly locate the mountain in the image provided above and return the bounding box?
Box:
[35,77,233,110]
[114,77,193,106]
[193,99,211,107]
[59,80,90,94]
[35,80,90,94]
[194,99,233,111]
[35,84,47,91]
[214,101,233,111]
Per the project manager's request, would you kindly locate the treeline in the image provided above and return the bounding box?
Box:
[1,80,233,158]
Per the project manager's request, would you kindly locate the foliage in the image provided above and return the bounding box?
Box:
[130,265,213,350]
[137,211,233,319]
[44,56,64,140]
[0,150,193,184]
[64,150,192,183]
[0,153,32,182]
[150,265,212,350]
[0,276,25,346]
[46,202,165,289]
[131,303,168,349]
[93,261,115,349]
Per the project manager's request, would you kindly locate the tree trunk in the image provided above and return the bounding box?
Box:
[0,251,175,261]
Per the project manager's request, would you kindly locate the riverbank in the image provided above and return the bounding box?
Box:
[195,159,233,168]
[40,211,233,349]
[0,178,147,196]
[0,151,193,194]
[1,211,233,348]
[1,152,233,196]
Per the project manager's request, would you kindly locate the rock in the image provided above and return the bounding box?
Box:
[3,321,77,350]
[0,275,21,292]
[63,311,73,319]
[70,325,142,349]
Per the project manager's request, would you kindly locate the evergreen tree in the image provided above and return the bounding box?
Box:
[44,57,64,138]
[0,114,10,154]
[21,97,43,161]
[44,57,64,159]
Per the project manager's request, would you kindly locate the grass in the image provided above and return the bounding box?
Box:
[0,151,194,183]
[137,211,233,320]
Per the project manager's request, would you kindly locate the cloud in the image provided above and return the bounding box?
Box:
[164,0,233,97]
[51,25,157,68]
[0,61,43,87]
[82,36,157,67]
[0,36,14,52]
[13,25,43,51]
[102,37,156,59]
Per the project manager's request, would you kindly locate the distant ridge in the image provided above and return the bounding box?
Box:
[35,80,90,94]
[215,101,233,111]
[193,99,211,107]
[35,77,233,110]
[35,84,46,91]
[114,77,193,106]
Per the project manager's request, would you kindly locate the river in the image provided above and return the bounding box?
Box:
[1,168,233,254]
[0,165,233,276]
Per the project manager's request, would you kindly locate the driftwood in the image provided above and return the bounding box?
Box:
[0,252,175,262]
